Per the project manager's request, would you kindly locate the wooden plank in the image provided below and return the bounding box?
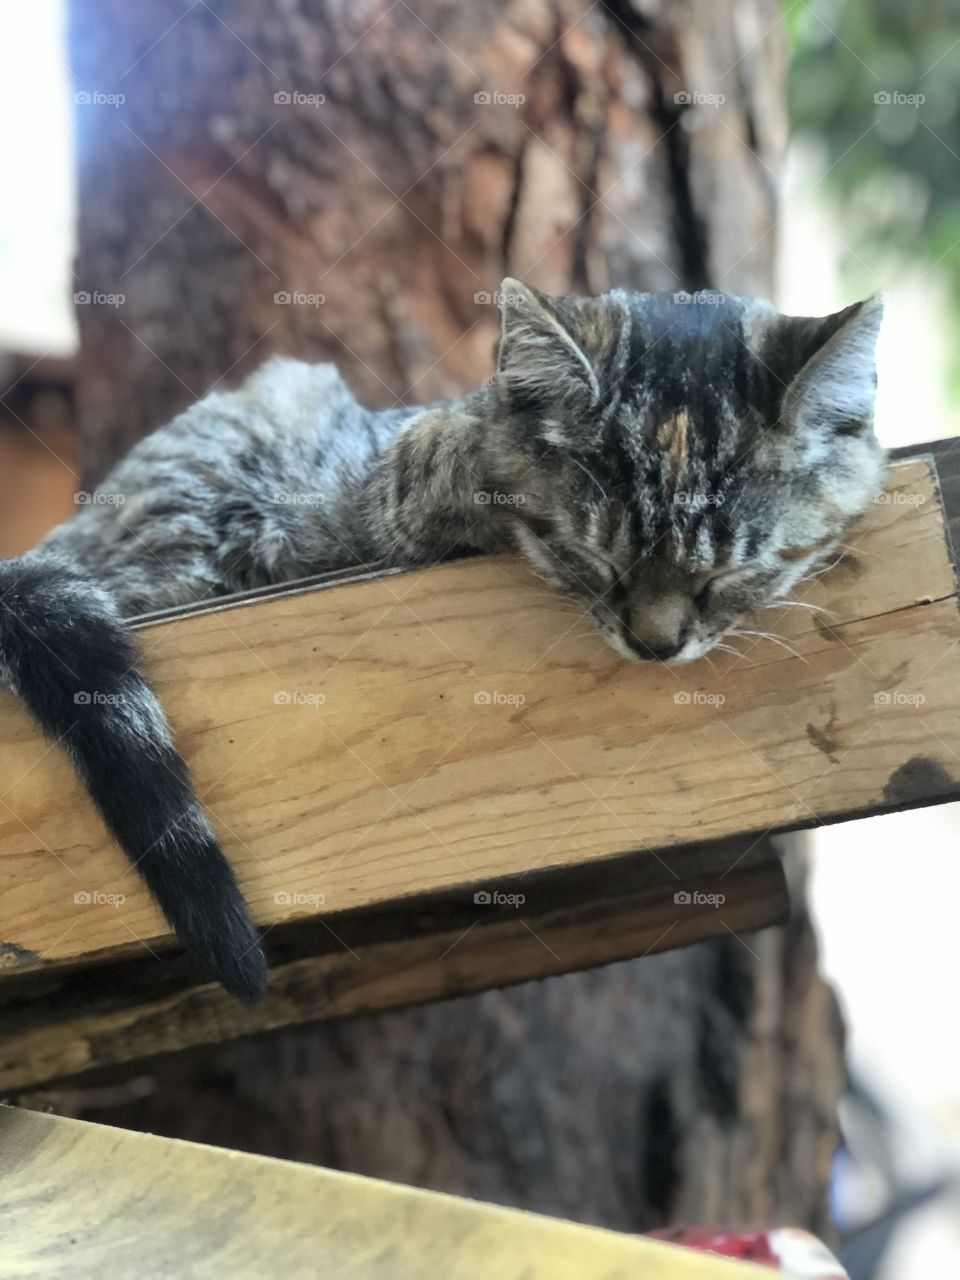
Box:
[0,456,955,977]
[892,438,960,570]
[0,860,786,1093]
[0,1105,761,1278]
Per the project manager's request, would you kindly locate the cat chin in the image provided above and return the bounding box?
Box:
[671,636,716,663]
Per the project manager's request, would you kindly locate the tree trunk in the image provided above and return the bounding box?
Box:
[64,0,842,1235]
[71,0,783,482]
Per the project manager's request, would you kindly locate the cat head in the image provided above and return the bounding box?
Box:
[482,277,884,662]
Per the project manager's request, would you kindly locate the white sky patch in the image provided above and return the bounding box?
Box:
[0,0,76,355]
[777,141,960,447]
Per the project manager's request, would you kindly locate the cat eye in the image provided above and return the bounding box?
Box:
[778,535,832,563]
[574,541,623,584]
[581,556,619,590]
[593,551,623,577]
[693,567,749,611]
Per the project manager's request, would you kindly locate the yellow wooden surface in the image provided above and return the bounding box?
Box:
[0,1106,762,1279]
[0,457,955,972]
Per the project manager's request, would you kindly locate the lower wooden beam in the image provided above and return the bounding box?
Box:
[0,1105,760,1278]
[0,859,786,1093]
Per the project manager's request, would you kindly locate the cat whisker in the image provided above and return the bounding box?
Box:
[764,598,833,617]
[712,641,745,659]
[566,454,610,504]
[525,592,588,615]
[729,629,806,662]
[795,552,846,586]
[554,629,600,647]
[526,594,581,611]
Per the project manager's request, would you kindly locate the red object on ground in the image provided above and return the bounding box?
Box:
[648,1227,848,1276]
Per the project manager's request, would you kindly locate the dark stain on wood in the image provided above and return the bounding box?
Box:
[835,552,863,578]
[805,707,841,764]
[814,614,839,644]
[883,756,955,807]
[0,941,41,970]
[884,660,911,689]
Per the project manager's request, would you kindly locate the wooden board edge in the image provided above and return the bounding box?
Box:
[0,861,788,1093]
[890,441,960,589]
[124,450,952,631]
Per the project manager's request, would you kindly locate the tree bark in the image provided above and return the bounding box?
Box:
[71,0,783,482]
[64,0,842,1235]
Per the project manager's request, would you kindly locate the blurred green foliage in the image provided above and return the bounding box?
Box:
[787,0,960,349]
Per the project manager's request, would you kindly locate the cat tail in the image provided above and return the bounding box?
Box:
[0,554,267,1002]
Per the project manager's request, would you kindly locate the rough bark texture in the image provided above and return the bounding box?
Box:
[71,0,783,482]
[62,0,844,1235]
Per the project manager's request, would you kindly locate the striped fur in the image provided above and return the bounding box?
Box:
[0,281,884,995]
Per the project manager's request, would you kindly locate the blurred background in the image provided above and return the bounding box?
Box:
[1,3,958,1275]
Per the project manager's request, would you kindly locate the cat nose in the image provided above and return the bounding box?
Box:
[622,629,689,661]
[621,599,691,661]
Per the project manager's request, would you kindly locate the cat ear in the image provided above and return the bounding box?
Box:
[777,297,883,433]
[496,277,600,414]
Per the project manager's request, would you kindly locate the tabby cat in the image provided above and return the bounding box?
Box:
[0,280,884,999]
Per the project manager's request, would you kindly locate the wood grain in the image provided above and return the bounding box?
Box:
[0,458,956,980]
[0,1105,759,1279]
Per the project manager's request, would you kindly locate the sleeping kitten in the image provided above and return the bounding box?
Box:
[0,280,884,999]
